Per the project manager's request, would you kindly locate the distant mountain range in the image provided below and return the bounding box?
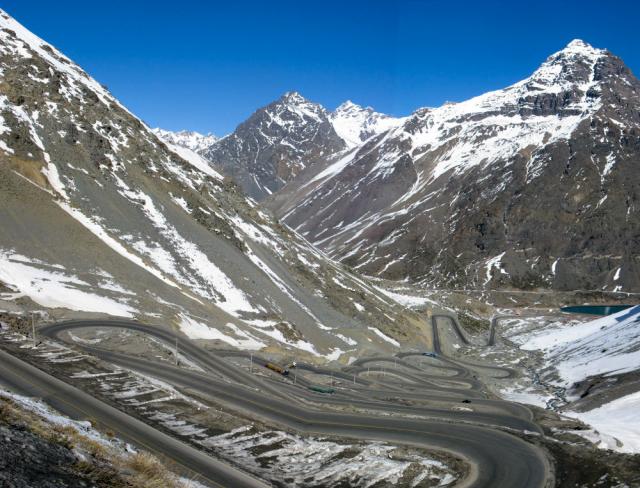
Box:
[159,39,640,293]
[156,94,402,201]
[151,128,218,154]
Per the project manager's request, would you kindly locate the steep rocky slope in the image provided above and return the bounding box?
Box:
[269,40,640,293]
[0,9,429,360]
[200,92,346,200]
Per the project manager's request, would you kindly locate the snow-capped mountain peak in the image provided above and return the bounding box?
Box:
[329,100,403,148]
[201,92,345,200]
[271,40,640,293]
[271,91,327,125]
[562,38,602,56]
[520,38,606,91]
[334,100,366,114]
[280,90,307,103]
[152,128,218,154]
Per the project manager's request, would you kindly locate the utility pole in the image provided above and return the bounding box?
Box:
[31,313,36,348]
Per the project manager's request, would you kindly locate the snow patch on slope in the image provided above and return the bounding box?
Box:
[564,390,640,453]
[178,314,265,350]
[368,327,400,347]
[0,249,136,317]
[372,286,434,308]
[517,306,640,386]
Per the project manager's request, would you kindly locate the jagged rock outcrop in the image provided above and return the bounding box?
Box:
[201,92,346,200]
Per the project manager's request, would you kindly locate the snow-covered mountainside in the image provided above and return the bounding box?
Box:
[201,92,346,200]
[507,306,640,453]
[151,128,218,154]
[270,40,640,292]
[329,101,403,148]
[515,306,640,387]
[0,9,430,360]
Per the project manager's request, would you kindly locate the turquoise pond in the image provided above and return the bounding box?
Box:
[560,305,635,316]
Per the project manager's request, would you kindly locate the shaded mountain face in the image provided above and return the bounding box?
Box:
[201,92,347,200]
[269,40,640,293]
[0,9,429,359]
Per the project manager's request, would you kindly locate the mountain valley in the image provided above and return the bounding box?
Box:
[0,6,639,488]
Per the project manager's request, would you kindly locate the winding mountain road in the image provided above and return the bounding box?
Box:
[0,317,552,488]
[0,348,269,488]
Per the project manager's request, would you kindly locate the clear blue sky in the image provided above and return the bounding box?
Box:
[4,0,638,135]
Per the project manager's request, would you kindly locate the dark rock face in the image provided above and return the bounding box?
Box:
[0,423,87,488]
[202,92,346,200]
[269,40,640,292]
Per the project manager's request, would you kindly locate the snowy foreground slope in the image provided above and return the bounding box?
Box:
[519,306,640,386]
[565,390,640,454]
[268,40,640,293]
[0,9,428,359]
[508,307,640,453]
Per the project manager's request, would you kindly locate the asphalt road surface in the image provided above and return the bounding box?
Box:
[0,348,269,488]
[0,317,552,488]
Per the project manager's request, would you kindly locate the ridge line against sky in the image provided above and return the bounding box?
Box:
[3,0,638,135]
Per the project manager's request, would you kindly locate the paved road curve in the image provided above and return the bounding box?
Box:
[22,319,554,488]
[0,348,270,488]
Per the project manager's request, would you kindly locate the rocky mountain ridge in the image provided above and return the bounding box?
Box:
[267,40,640,293]
[158,95,403,201]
